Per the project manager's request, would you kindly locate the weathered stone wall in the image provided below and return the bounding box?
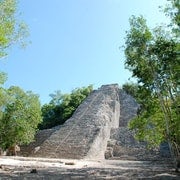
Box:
[23,84,120,159]
[105,89,171,160]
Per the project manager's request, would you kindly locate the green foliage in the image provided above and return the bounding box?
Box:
[0,1,38,151]
[40,85,93,130]
[163,0,180,37]
[0,83,42,150]
[122,82,139,100]
[129,94,166,146]
[0,72,7,85]
[0,0,29,58]
[123,1,180,158]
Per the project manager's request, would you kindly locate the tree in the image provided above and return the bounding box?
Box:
[122,82,139,99]
[163,0,180,37]
[0,84,42,150]
[0,1,41,151]
[123,0,179,169]
[0,73,8,122]
[0,0,28,58]
[0,0,29,114]
[40,85,93,129]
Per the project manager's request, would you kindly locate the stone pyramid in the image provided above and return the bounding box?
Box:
[20,84,170,160]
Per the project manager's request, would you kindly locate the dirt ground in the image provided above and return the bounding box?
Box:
[0,156,179,179]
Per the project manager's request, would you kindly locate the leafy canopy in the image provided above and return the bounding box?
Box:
[0,83,42,150]
[40,85,93,129]
[123,0,180,164]
[0,1,41,151]
[0,0,28,58]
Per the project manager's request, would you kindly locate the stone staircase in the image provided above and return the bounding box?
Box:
[20,128,57,157]
[20,84,120,159]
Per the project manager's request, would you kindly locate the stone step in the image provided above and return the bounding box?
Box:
[20,84,120,159]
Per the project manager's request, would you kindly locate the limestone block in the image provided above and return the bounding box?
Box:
[105,147,113,159]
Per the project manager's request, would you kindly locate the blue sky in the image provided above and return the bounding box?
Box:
[1,0,168,104]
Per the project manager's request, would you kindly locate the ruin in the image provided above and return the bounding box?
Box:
[20,84,170,160]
